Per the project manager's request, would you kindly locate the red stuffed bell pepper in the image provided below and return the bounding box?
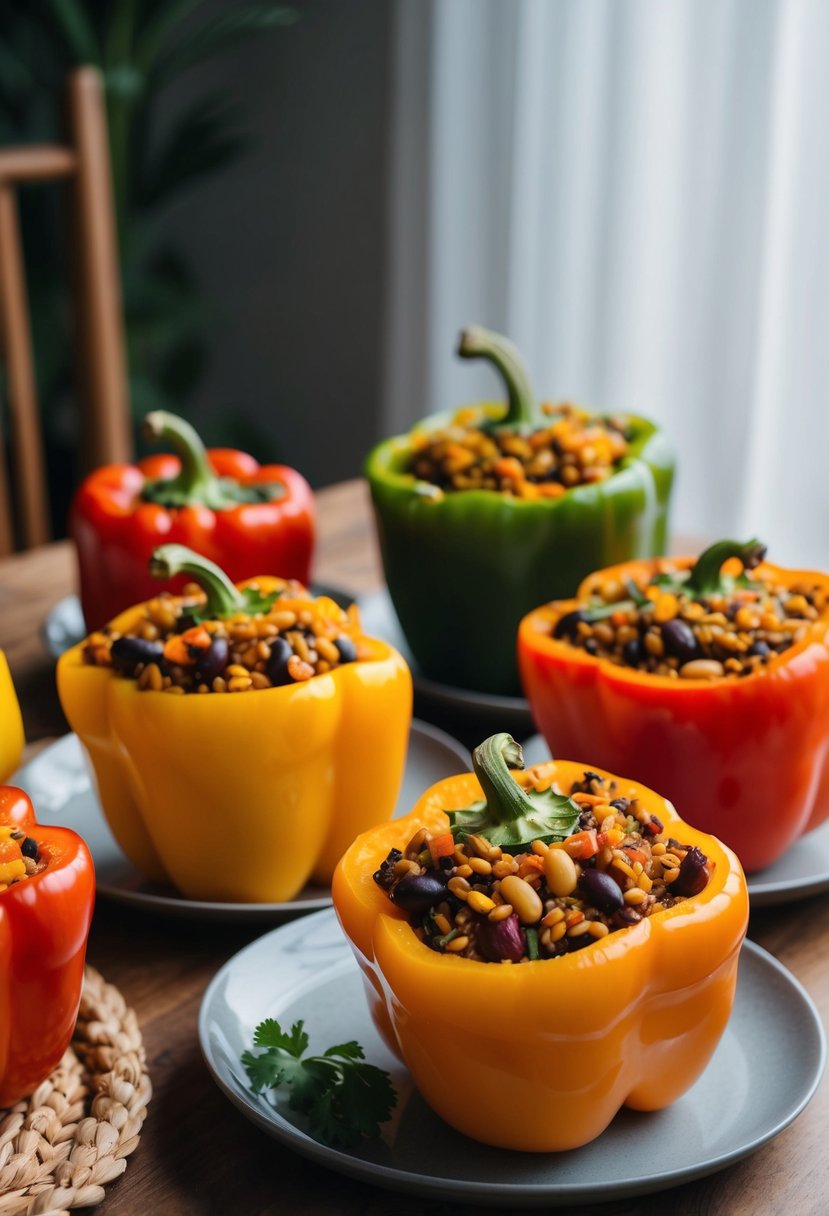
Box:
[0,786,95,1108]
[71,410,315,630]
[518,539,829,872]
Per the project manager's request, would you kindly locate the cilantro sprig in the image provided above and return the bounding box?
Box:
[241,1018,397,1150]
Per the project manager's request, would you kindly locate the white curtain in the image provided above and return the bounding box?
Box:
[383,0,829,567]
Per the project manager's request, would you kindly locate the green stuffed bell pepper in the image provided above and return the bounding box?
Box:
[365,327,675,695]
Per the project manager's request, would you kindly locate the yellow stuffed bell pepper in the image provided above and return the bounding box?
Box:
[333,733,748,1152]
[57,545,412,903]
[0,651,24,782]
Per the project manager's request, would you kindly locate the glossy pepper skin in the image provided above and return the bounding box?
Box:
[0,786,95,1108]
[71,410,315,631]
[518,554,829,873]
[57,548,412,904]
[365,327,674,695]
[333,756,747,1152]
[0,653,24,782]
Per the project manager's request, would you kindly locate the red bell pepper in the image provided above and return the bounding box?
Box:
[70,411,315,630]
[0,786,95,1108]
[518,552,829,873]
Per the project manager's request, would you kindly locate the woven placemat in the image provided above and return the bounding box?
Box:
[0,967,152,1216]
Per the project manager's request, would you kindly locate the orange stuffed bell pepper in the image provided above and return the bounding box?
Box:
[0,651,24,782]
[518,538,829,873]
[57,545,411,903]
[0,786,95,1108]
[333,733,748,1152]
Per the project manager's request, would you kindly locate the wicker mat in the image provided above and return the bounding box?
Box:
[0,967,152,1216]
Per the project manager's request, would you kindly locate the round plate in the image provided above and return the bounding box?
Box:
[12,722,470,922]
[522,735,829,909]
[199,912,825,1206]
[358,589,535,734]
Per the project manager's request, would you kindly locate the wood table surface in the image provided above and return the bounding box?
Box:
[1,478,826,1216]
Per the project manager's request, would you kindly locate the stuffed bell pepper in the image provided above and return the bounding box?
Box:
[0,785,95,1108]
[0,652,24,782]
[365,327,674,694]
[518,539,829,872]
[71,410,315,630]
[333,733,748,1152]
[57,545,411,903]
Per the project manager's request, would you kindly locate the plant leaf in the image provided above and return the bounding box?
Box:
[152,4,299,82]
[46,0,101,63]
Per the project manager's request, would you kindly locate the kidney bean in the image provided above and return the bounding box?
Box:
[194,636,230,684]
[390,871,447,914]
[110,636,164,673]
[477,913,526,962]
[578,868,624,913]
[266,637,294,685]
[661,618,699,663]
[672,847,710,896]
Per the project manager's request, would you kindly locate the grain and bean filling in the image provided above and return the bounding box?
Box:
[374,769,711,963]
[552,568,828,680]
[0,825,45,892]
[81,582,364,694]
[409,405,630,499]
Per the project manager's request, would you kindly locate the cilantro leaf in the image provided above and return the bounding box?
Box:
[242,1017,396,1149]
[253,1018,309,1057]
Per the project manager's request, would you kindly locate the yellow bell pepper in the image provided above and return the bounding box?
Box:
[333,736,748,1152]
[0,651,24,782]
[57,545,412,903]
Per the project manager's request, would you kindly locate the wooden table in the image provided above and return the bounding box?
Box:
[1,479,826,1215]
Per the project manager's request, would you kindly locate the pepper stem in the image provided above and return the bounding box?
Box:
[149,544,246,617]
[456,327,536,427]
[471,733,532,826]
[143,411,219,504]
[686,538,767,597]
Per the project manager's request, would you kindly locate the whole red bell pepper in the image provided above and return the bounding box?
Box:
[518,546,829,872]
[0,786,95,1108]
[70,411,315,630]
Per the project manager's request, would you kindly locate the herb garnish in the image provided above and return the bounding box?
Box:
[242,1018,397,1150]
[448,733,580,852]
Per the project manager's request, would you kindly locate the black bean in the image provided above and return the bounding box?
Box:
[334,635,358,664]
[266,637,294,685]
[672,846,710,897]
[610,798,630,812]
[194,636,229,684]
[389,871,447,914]
[748,640,770,657]
[578,868,624,913]
[661,618,700,663]
[623,639,642,666]
[372,849,403,891]
[110,636,164,673]
[476,913,526,963]
[612,906,642,928]
[553,609,587,640]
[21,837,39,860]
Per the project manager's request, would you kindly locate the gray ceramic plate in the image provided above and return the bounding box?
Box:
[522,735,829,909]
[12,723,470,922]
[199,911,824,1206]
[357,588,535,734]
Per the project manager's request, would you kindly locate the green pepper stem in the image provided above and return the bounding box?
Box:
[144,411,217,500]
[471,733,534,827]
[149,544,246,617]
[456,326,536,427]
[686,538,767,597]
